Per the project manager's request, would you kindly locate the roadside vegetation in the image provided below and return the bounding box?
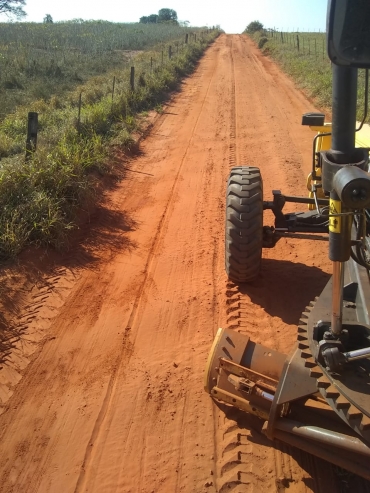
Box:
[0,24,220,260]
[244,21,369,122]
[0,20,198,118]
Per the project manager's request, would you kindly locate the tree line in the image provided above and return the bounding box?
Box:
[0,1,180,26]
[140,8,178,25]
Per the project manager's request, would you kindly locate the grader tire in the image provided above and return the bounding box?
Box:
[225,166,263,282]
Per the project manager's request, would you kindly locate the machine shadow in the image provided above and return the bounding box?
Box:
[235,258,331,325]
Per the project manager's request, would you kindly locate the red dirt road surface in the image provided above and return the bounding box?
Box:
[0,35,369,493]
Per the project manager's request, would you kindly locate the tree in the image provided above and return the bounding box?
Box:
[43,13,53,23]
[140,14,159,24]
[148,14,158,23]
[158,8,177,23]
[246,20,264,34]
[0,0,26,19]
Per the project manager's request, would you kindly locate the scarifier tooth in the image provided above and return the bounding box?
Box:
[297,334,308,342]
[360,416,370,431]
[298,342,309,349]
[300,313,309,321]
[317,376,330,388]
[300,350,311,359]
[305,305,313,312]
[309,366,323,378]
[297,326,308,333]
[346,405,363,421]
[304,357,316,368]
[334,395,351,410]
[324,385,340,398]
[309,301,315,307]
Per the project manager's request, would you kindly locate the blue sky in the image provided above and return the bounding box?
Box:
[7,0,328,34]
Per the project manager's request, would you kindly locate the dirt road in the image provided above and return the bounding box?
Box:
[0,35,368,493]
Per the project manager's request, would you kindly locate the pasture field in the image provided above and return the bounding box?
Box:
[0,21,198,118]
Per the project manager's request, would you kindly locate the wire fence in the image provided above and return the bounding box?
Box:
[267,30,328,60]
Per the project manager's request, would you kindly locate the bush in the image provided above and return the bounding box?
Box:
[246,21,264,34]
[258,37,268,49]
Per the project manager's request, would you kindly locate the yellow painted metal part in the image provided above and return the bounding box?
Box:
[356,123,370,149]
[329,199,342,233]
[306,123,370,211]
[306,123,331,210]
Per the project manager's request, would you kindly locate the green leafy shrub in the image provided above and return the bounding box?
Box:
[258,37,268,49]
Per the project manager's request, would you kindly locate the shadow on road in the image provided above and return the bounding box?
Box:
[0,202,139,365]
[234,258,331,325]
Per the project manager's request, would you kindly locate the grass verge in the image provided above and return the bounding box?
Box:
[248,30,368,120]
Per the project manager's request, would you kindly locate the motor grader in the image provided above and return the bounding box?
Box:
[204,0,370,480]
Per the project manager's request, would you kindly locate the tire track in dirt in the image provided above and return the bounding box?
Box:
[213,34,341,492]
[73,50,222,493]
[213,34,276,493]
[0,50,225,491]
[0,266,79,413]
[228,36,237,169]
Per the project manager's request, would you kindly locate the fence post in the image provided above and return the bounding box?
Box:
[168,45,172,59]
[130,66,135,91]
[296,34,300,52]
[280,31,283,43]
[25,112,38,162]
[185,33,188,44]
[111,76,116,111]
[77,92,82,133]
[150,57,153,72]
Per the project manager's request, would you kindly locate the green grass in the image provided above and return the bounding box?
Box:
[0,21,205,119]
[0,29,221,260]
[249,29,369,121]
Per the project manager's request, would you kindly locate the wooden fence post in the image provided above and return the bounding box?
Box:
[77,93,82,133]
[111,76,116,111]
[130,66,135,91]
[168,45,172,59]
[25,112,38,162]
[296,35,300,52]
[185,33,188,44]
